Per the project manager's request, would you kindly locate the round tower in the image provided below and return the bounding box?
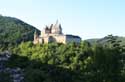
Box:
[33,30,39,44]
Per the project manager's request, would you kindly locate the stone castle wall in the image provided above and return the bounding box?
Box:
[33,21,81,44]
[65,35,81,43]
[51,35,66,44]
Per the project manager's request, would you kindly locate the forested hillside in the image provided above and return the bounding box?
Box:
[0,16,125,82]
[87,35,125,46]
[3,36,125,82]
[0,15,40,46]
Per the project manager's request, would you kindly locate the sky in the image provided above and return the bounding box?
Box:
[0,0,125,39]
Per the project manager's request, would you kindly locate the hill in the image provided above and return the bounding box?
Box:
[0,15,40,45]
[86,35,125,46]
[85,38,99,45]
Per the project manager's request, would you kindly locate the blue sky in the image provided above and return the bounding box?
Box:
[0,0,125,39]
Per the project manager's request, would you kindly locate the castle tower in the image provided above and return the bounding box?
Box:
[45,26,51,34]
[51,20,62,34]
[33,30,39,44]
[58,24,62,34]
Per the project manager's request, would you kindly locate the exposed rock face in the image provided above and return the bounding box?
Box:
[0,51,24,82]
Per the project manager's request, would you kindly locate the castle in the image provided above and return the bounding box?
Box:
[33,20,81,44]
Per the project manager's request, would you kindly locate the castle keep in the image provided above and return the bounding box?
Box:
[33,20,81,44]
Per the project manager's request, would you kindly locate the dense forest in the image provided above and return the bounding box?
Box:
[0,15,40,48]
[0,35,124,82]
[0,16,125,82]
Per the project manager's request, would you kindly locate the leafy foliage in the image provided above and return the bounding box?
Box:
[3,39,124,82]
